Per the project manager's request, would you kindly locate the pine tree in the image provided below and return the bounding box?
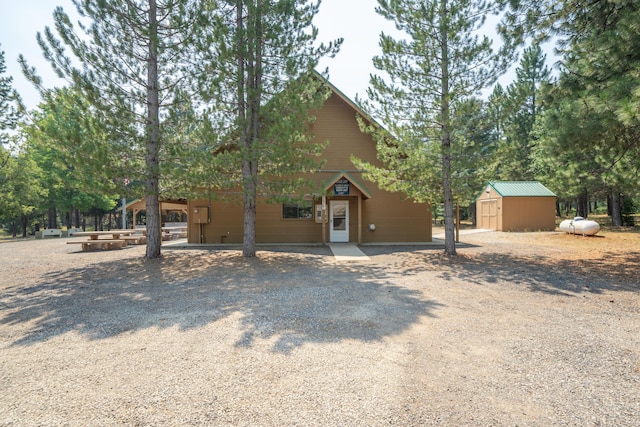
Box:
[0,44,19,148]
[196,0,341,257]
[357,0,506,255]
[21,0,200,258]
[507,0,640,223]
[495,44,551,180]
[23,87,122,231]
[0,144,48,237]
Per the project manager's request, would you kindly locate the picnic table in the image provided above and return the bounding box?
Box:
[66,229,146,251]
[70,230,136,240]
[137,226,187,240]
[162,226,187,240]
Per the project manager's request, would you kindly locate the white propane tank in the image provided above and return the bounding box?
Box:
[559,217,600,236]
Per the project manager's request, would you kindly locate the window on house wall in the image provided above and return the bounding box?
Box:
[282,202,313,219]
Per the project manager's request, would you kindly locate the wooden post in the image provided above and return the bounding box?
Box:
[321,195,326,244]
[455,203,460,243]
[357,195,362,244]
[122,197,127,229]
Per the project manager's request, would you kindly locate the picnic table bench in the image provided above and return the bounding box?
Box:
[67,228,84,237]
[42,229,62,238]
[67,240,127,251]
[135,229,173,241]
[120,235,147,245]
[66,230,141,251]
[162,226,187,240]
[69,230,135,240]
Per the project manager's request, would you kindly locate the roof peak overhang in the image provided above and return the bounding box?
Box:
[324,170,372,199]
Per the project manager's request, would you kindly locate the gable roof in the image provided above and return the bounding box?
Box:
[485,181,556,197]
[324,170,372,199]
[319,72,383,130]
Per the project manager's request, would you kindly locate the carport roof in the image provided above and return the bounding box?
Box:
[487,181,556,197]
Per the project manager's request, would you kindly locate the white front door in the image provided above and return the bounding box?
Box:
[329,200,349,242]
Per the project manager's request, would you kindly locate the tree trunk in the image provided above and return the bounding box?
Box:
[145,0,162,258]
[469,201,476,226]
[237,0,262,258]
[440,0,456,255]
[21,214,28,238]
[611,190,622,226]
[48,207,57,229]
[242,171,257,257]
[576,189,589,218]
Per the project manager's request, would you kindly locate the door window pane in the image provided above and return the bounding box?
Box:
[333,205,346,218]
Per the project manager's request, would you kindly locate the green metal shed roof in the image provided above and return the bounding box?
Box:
[486,181,556,197]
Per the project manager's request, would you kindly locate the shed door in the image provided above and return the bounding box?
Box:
[480,200,498,230]
[329,200,349,242]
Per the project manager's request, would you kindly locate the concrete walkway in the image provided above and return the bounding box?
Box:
[328,243,371,262]
[432,228,493,240]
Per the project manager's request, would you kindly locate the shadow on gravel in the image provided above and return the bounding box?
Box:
[444,252,640,296]
[362,246,640,296]
[1,247,443,352]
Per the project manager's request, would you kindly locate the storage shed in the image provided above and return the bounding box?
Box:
[476,181,557,231]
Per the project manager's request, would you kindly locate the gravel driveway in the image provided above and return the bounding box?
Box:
[1,233,638,426]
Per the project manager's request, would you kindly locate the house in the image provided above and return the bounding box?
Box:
[186,80,432,244]
[476,181,557,232]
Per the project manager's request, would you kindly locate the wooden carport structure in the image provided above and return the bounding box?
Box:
[125,199,188,227]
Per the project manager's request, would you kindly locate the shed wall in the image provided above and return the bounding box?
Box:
[476,185,502,230]
[500,197,556,231]
[475,184,556,231]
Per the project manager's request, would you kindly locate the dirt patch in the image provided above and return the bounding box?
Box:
[460,230,640,288]
[0,233,638,425]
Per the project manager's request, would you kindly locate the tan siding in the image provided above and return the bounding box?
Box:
[501,197,556,231]
[311,93,381,170]
[187,90,433,244]
[360,190,431,242]
[256,202,322,243]
[187,199,244,244]
[475,185,501,230]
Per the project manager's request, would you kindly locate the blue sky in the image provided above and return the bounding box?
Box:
[0,0,543,111]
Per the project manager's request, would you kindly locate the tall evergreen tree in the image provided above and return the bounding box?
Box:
[504,0,640,223]
[495,44,550,180]
[356,0,506,255]
[451,97,497,217]
[0,44,19,148]
[0,146,48,237]
[196,0,341,257]
[21,0,201,258]
[23,88,123,230]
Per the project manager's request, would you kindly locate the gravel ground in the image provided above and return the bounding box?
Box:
[0,232,639,426]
